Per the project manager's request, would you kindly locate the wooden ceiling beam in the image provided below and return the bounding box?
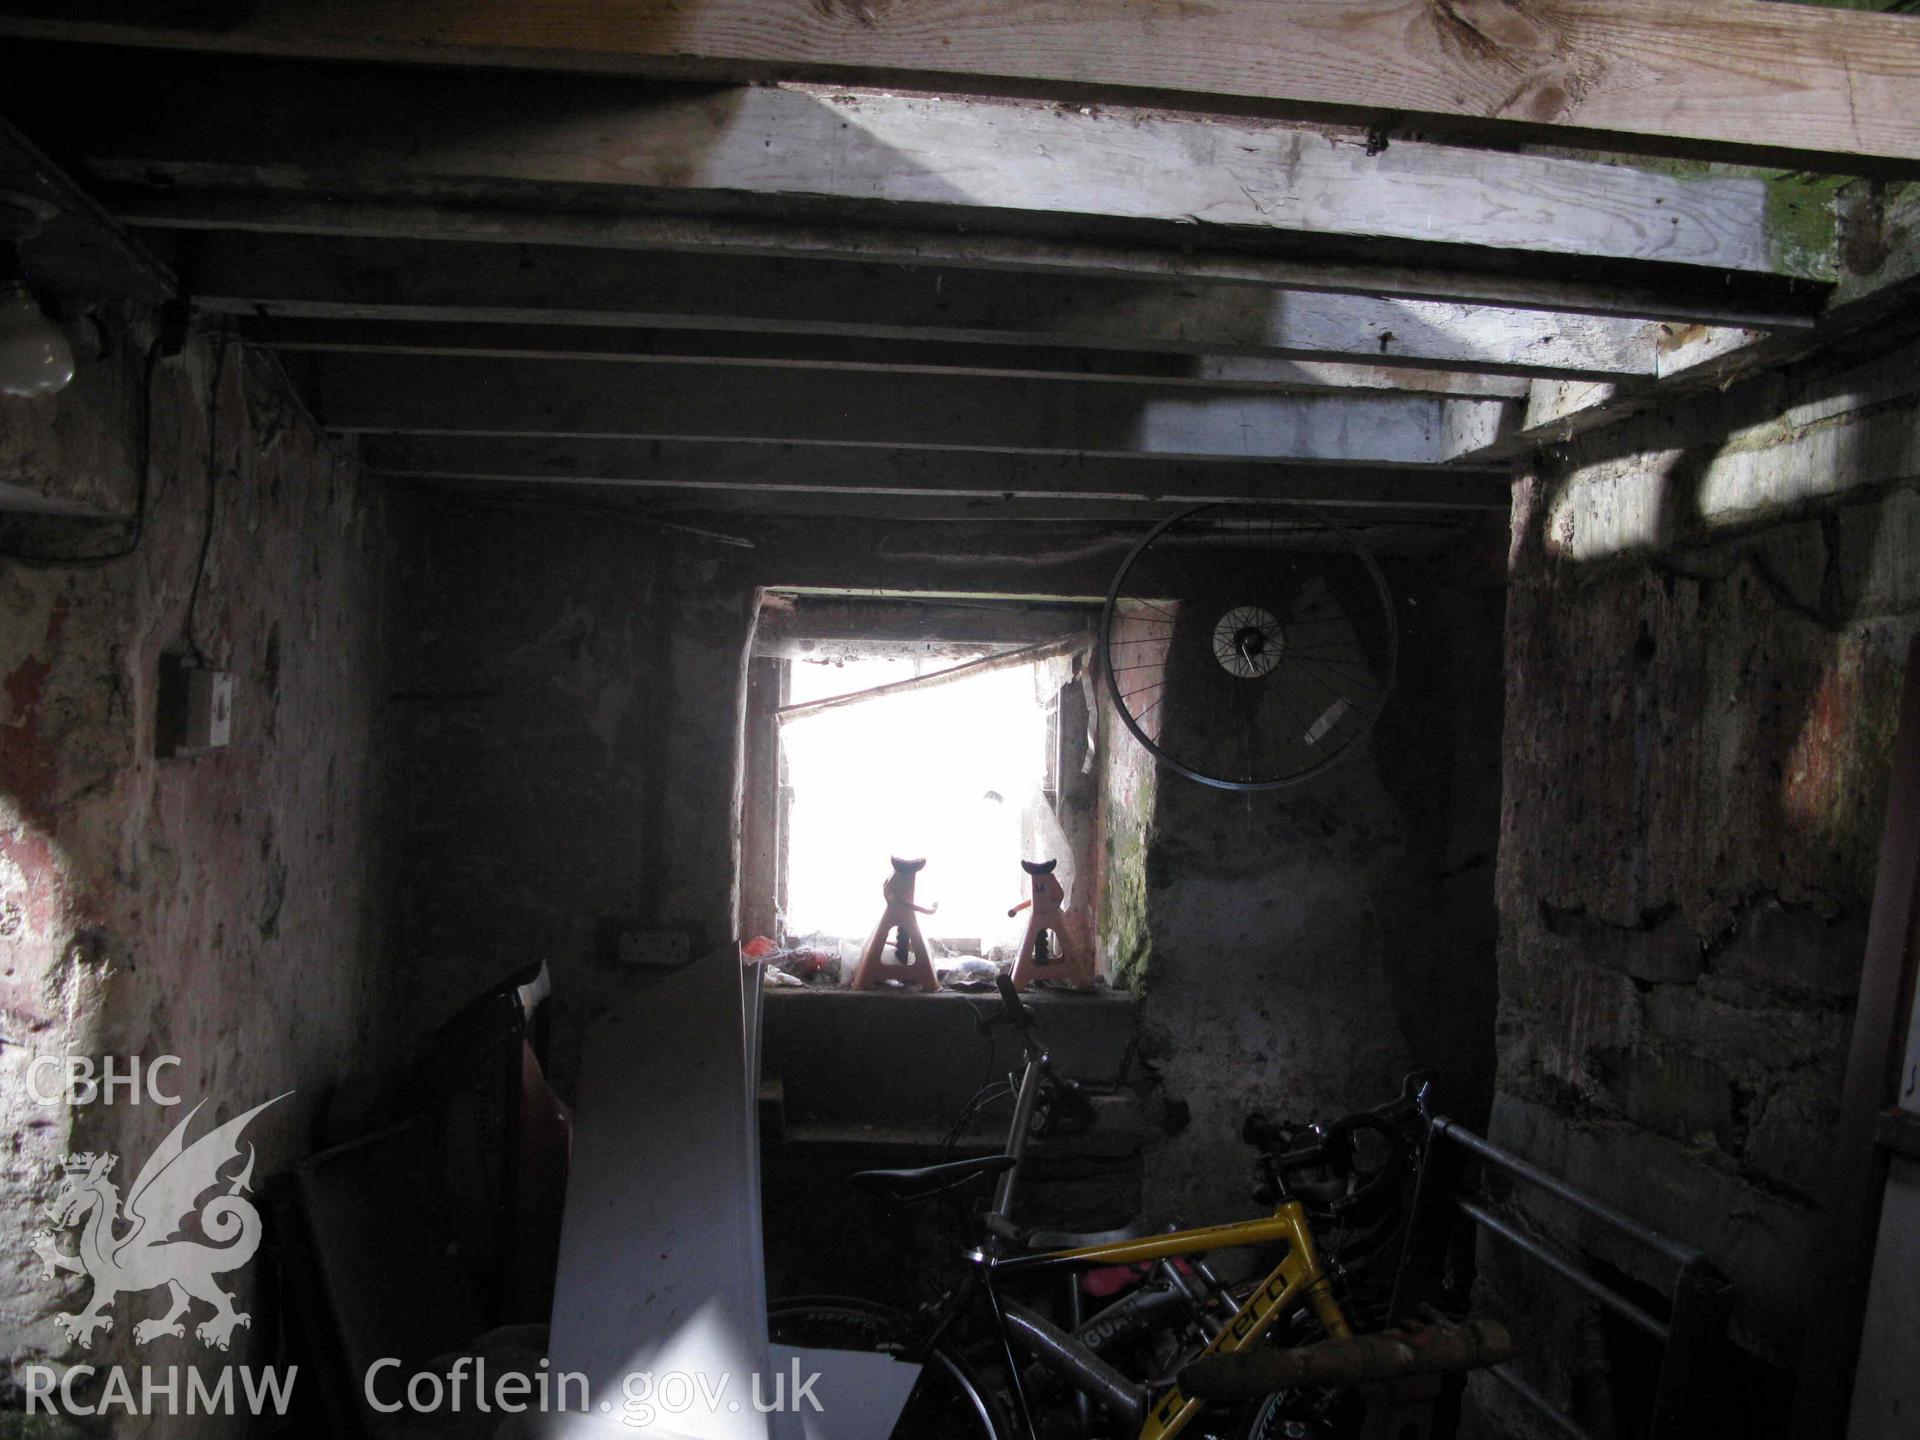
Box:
[357,436,1513,511]
[183,232,1709,381]
[125,192,1808,330]
[0,117,172,302]
[309,354,1516,467]
[2,0,1916,174]
[393,481,1492,546]
[243,319,1532,400]
[1466,185,1920,460]
[28,52,1831,283]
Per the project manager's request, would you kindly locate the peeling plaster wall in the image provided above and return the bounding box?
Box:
[387,496,757,1087]
[0,326,391,1431]
[1128,559,1504,1231]
[1478,341,1920,1436]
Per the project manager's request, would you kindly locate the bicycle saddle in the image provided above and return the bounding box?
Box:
[852,1153,1014,1202]
[890,856,927,873]
[1021,859,1058,876]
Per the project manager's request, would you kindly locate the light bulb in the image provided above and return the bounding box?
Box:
[0,284,75,398]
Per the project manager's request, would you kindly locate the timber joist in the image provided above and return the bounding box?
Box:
[0,8,1912,521]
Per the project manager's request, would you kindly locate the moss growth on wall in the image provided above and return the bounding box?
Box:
[1099,749,1155,994]
[1102,819,1152,992]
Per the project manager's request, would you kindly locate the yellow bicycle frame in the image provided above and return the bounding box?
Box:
[1005,1200,1349,1440]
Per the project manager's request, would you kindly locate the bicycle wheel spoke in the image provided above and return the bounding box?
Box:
[1103,500,1396,790]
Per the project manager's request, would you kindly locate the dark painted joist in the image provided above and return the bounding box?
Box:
[756,597,1101,657]
[358,436,1512,510]
[312,354,1514,465]
[124,191,1810,330]
[0,117,172,302]
[4,0,1917,173]
[245,319,1530,400]
[29,51,1827,284]
[183,232,1694,381]
[398,481,1488,549]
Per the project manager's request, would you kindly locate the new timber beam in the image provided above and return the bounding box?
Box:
[182,233,1706,381]
[309,355,1515,466]
[3,0,1917,174]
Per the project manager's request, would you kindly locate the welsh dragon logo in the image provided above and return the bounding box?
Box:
[33,1094,288,1351]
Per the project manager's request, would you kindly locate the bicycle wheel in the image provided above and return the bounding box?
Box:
[1236,1390,1366,1440]
[769,1294,1010,1440]
[1101,502,1397,791]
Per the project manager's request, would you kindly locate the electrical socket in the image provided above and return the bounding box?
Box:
[618,930,690,968]
[596,921,690,969]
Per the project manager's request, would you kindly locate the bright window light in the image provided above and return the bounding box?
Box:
[781,655,1052,949]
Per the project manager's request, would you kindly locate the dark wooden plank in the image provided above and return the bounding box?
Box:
[390,478,1491,549]
[309,353,1514,465]
[122,191,1811,330]
[358,435,1513,509]
[0,117,172,301]
[243,319,1532,399]
[183,232,1677,380]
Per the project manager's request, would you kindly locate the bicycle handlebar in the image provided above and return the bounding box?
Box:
[995,973,1032,1027]
[1243,1071,1436,1215]
[976,973,1036,1034]
[975,974,1046,1064]
[1244,1070,1434,1152]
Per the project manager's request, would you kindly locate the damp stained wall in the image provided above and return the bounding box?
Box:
[382,509,1157,1090]
[381,501,1507,1281]
[1477,336,1920,1436]
[1115,556,1505,1232]
[385,496,758,1087]
[0,323,392,1434]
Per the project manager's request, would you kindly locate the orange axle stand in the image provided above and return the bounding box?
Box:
[850,856,941,992]
[1008,858,1095,991]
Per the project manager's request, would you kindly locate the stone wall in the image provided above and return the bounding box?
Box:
[386,496,757,1085]
[381,500,1507,1266]
[1127,555,1505,1231]
[382,508,1173,1087]
[1479,338,1920,1435]
[0,324,391,1431]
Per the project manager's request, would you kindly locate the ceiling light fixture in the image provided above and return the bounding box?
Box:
[1,198,76,399]
[0,282,75,398]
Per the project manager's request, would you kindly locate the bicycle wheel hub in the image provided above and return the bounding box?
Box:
[1213,606,1284,679]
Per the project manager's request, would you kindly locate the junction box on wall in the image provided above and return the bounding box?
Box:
[156,655,232,756]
